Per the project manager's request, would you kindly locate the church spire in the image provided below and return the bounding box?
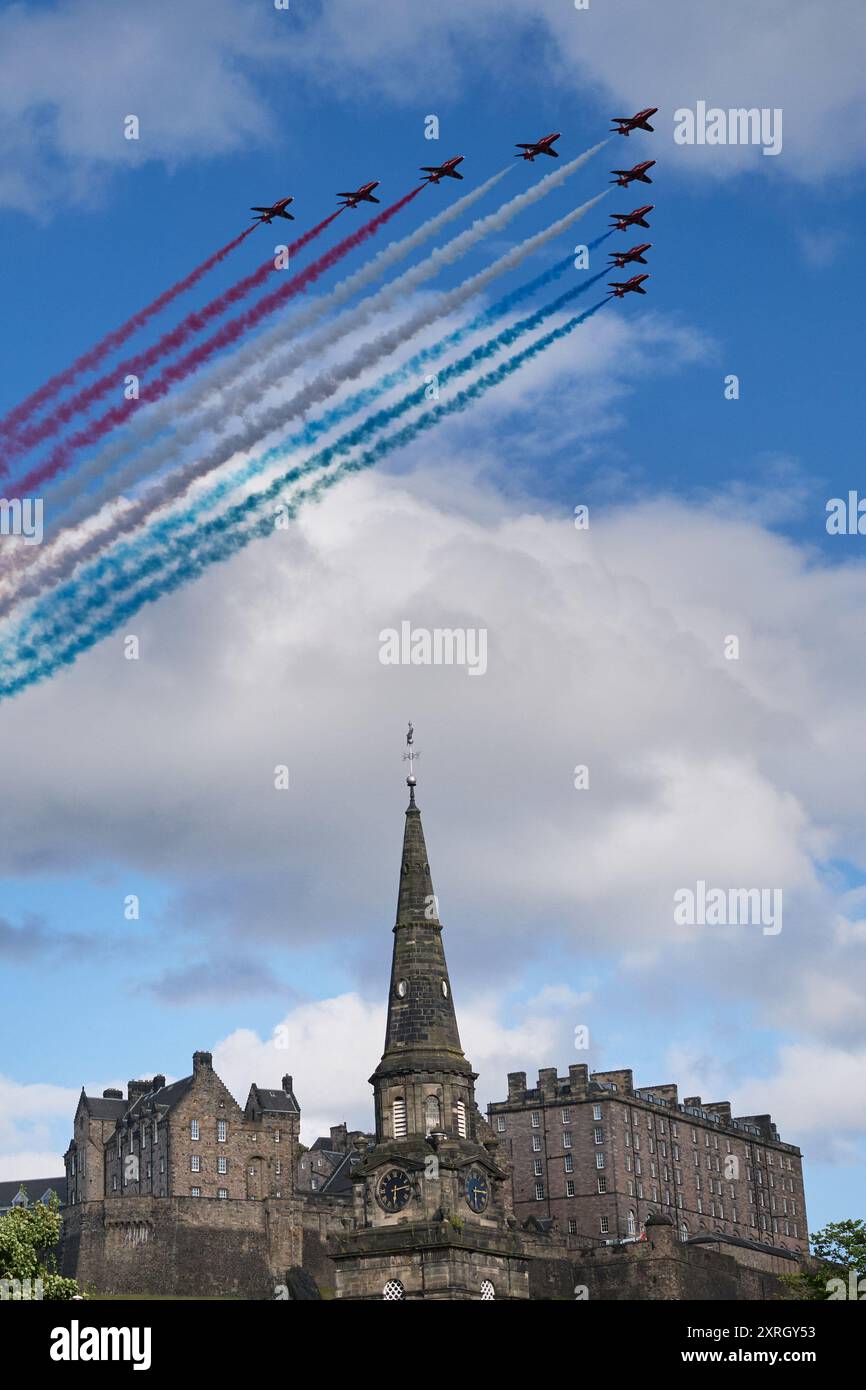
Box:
[372,725,471,1085]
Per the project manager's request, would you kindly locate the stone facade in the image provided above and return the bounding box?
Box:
[488,1065,807,1258]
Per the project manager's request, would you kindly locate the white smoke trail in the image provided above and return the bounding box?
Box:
[37,165,516,527]
[49,139,609,542]
[1,191,607,614]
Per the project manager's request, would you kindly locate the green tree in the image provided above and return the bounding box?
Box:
[780,1218,866,1300]
[0,1190,82,1300]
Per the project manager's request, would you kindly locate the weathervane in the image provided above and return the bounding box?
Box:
[403,721,420,795]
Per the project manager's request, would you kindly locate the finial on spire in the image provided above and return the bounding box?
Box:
[403,721,420,804]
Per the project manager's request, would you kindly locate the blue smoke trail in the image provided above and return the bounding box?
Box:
[1,267,607,664]
[0,297,610,698]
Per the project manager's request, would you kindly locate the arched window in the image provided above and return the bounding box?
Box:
[627,1209,636,1236]
[456,1100,467,1138]
[480,1280,495,1300]
[392,1098,407,1138]
[425,1095,441,1134]
[383,1279,405,1300]
[680,1221,689,1242]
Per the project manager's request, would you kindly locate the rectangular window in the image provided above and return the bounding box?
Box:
[218,1189,228,1200]
[594,1126,603,1144]
[628,1180,634,1197]
[595,1153,605,1169]
[562,1109,571,1123]
[600,1216,609,1234]
[566,1180,575,1197]
[637,1182,643,1198]
[276,1160,282,1176]
[275,1129,280,1143]
[531,1112,540,1128]
[593,1104,602,1121]
[456,1100,468,1139]
[496,1116,506,1132]
[191,1187,201,1198]
[564,1155,574,1173]
[218,1157,227,1175]
[568,1219,577,1235]
[532,1135,541,1152]
[191,1155,201,1172]
[217,1120,227,1143]
[392,1099,407,1138]
[597,1176,607,1193]
[563,1131,573,1149]
[534,1182,544,1201]
[191,1120,200,1141]
[533,1159,542,1176]
[112,1175,117,1191]
[159,1158,164,1174]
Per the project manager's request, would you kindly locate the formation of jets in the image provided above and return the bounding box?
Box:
[607,110,657,298]
[611,107,657,137]
[609,204,653,231]
[420,156,465,184]
[248,114,658,303]
[338,181,381,209]
[610,159,656,188]
[608,272,649,298]
[608,241,651,269]
[515,132,561,161]
[249,196,294,224]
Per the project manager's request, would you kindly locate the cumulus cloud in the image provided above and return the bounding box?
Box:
[0,0,285,215]
[0,1075,78,1178]
[282,0,866,179]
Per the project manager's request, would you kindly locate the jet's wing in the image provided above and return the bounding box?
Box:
[250,207,272,213]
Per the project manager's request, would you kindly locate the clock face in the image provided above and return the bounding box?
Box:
[465,1169,490,1213]
[378,1168,412,1213]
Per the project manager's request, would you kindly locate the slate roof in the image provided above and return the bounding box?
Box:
[252,1087,300,1115]
[81,1095,127,1120]
[0,1177,65,1210]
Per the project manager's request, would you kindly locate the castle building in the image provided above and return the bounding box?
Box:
[65,1056,300,1206]
[328,740,529,1299]
[488,1066,807,1257]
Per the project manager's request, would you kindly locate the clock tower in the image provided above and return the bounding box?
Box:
[330,727,530,1300]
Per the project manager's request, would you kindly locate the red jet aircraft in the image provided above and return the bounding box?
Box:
[609,204,654,231]
[337,181,381,208]
[611,108,658,137]
[420,156,465,184]
[608,242,652,269]
[515,132,561,161]
[608,273,650,298]
[610,161,655,187]
[250,197,294,224]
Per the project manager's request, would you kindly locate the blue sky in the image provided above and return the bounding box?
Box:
[0,0,864,1239]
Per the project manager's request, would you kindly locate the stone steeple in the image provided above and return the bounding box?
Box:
[372,729,472,1091]
[330,726,527,1300]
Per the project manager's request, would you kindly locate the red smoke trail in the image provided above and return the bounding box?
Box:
[0,226,258,444]
[13,188,423,495]
[3,211,344,462]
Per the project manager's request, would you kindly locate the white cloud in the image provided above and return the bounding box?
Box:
[0,1076,78,1177]
[0,0,284,215]
[282,0,866,180]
